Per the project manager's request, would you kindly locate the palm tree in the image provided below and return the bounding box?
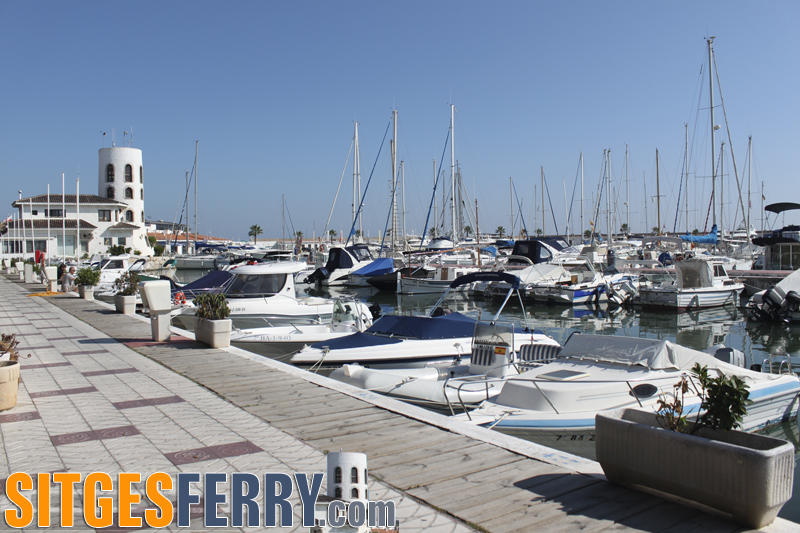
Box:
[692,228,700,236]
[536,228,543,237]
[496,226,506,238]
[464,226,473,238]
[584,229,592,239]
[652,226,660,235]
[354,229,362,241]
[328,229,337,243]
[248,224,263,245]
[620,223,629,235]
[429,228,437,238]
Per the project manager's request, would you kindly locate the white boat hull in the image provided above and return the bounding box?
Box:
[638,286,742,310]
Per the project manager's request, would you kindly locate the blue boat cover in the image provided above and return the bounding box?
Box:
[481,246,498,256]
[310,331,403,350]
[680,224,718,244]
[450,271,521,289]
[367,312,476,340]
[172,270,233,297]
[351,258,394,277]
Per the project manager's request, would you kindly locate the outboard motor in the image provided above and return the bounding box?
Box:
[605,249,617,273]
[303,267,330,284]
[708,346,746,368]
[658,251,672,266]
[368,301,382,320]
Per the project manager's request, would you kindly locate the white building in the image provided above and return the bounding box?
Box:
[310,451,371,533]
[5,146,152,258]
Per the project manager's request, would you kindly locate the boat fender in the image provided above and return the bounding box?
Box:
[173,292,186,305]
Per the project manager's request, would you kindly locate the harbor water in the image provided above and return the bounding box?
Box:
[176,268,800,523]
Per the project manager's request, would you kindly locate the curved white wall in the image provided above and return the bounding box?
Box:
[327,452,368,501]
[98,146,149,251]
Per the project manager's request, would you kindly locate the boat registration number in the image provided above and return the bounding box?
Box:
[555,434,596,441]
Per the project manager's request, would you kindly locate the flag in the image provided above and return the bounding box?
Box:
[4,215,11,222]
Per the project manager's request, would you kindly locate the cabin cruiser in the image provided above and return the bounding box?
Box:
[748,269,800,324]
[291,272,556,370]
[753,202,800,271]
[636,259,744,310]
[304,244,373,286]
[455,333,800,460]
[524,257,635,306]
[229,297,375,357]
[345,258,396,287]
[398,264,480,294]
[329,272,561,410]
[171,262,334,331]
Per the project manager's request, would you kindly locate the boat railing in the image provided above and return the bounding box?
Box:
[760,352,796,376]
[446,372,688,421]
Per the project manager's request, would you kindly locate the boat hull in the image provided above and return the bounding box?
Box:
[638,286,741,310]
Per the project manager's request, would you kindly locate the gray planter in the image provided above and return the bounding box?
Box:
[596,408,795,529]
[193,316,231,348]
[114,294,136,315]
[78,285,94,300]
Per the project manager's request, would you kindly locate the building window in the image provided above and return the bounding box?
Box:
[334,467,342,483]
[106,186,115,199]
[351,488,358,499]
[141,211,144,222]
[125,211,133,222]
[140,188,144,200]
[334,487,342,499]
[106,164,115,182]
[99,210,111,222]
[48,209,63,217]
[140,166,143,183]
[125,164,133,182]
[118,237,127,245]
[351,467,358,483]
[364,469,367,483]
[104,237,112,246]
[31,210,38,215]
[124,187,133,199]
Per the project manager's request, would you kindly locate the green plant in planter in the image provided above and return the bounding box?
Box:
[193,293,231,320]
[657,363,752,434]
[75,267,101,287]
[114,271,140,296]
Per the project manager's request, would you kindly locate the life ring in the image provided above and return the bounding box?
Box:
[174,292,186,305]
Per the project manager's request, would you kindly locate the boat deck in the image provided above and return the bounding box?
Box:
[1,273,796,532]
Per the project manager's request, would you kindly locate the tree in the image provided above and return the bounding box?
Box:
[328,229,337,243]
[584,229,592,239]
[429,228,437,238]
[464,226,473,237]
[295,230,303,239]
[248,224,263,245]
[354,229,362,240]
[620,223,629,235]
[692,229,700,235]
[535,228,542,237]
[652,226,660,235]
[496,226,506,238]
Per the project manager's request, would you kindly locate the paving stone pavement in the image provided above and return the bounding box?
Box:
[0,277,474,533]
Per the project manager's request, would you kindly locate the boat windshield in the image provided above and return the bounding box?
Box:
[99,259,125,270]
[472,321,515,348]
[226,273,287,297]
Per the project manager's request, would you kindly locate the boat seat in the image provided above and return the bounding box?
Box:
[518,343,561,368]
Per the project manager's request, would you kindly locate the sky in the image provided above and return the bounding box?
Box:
[1,1,799,243]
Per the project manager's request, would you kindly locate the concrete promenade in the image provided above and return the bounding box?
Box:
[0,274,797,532]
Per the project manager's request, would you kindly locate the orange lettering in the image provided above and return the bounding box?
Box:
[118,473,142,527]
[4,473,33,527]
[37,473,50,527]
[52,472,81,527]
[84,472,113,528]
[145,473,174,528]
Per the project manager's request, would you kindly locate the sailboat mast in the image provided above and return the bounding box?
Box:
[432,160,437,238]
[353,122,359,233]
[194,141,198,252]
[644,172,648,233]
[625,144,630,234]
[185,171,189,252]
[747,136,752,245]
[685,123,689,232]
[606,149,612,242]
[509,177,514,238]
[708,36,717,228]
[656,149,661,235]
[281,195,285,250]
[391,109,398,251]
[580,152,584,241]
[541,166,545,236]
[401,160,406,247]
[450,104,456,241]
[720,142,725,240]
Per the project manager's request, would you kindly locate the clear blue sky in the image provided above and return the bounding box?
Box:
[2,1,798,242]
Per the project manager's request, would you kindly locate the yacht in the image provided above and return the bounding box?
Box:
[304,244,373,286]
[171,262,334,331]
[636,258,744,310]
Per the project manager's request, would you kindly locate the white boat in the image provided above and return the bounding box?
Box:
[455,333,800,460]
[304,245,374,286]
[171,262,334,331]
[329,274,561,411]
[748,268,800,324]
[229,297,374,357]
[636,259,744,311]
[525,257,635,306]
[399,264,480,294]
[291,272,552,370]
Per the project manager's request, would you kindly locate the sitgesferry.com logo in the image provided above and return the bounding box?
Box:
[4,458,397,531]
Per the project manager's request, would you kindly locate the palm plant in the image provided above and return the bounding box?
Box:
[328,229,337,243]
[464,226,473,237]
[496,226,506,238]
[248,224,263,245]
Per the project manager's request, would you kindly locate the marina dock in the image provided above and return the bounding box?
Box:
[1,274,797,532]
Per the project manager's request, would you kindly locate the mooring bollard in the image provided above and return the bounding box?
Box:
[138,280,173,342]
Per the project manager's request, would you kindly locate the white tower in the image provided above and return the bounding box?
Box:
[98,146,149,252]
[327,451,368,502]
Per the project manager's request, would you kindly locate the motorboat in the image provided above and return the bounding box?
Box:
[345,257,396,287]
[748,268,800,324]
[329,272,561,411]
[753,202,800,271]
[291,272,555,370]
[636,259,744,311]
[171,261,334,331]
[398,264,480,294]
[304,244,374,286]
[525,257,635,306]
[455,333,800,460]
[229,297,375,357]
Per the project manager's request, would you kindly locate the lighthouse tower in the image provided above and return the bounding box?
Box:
[98,146,149,252]
[327,451,368,502]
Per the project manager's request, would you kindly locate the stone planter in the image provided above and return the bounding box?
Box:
[0,361,20,411]
[114,294,137,315]
[596,408,795,529]
[193,316,231,348]
[79,285,94,300]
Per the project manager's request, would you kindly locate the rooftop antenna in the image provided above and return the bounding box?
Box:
[124,131,129,146]
[130,126,133,147]
[112,129,116,147]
